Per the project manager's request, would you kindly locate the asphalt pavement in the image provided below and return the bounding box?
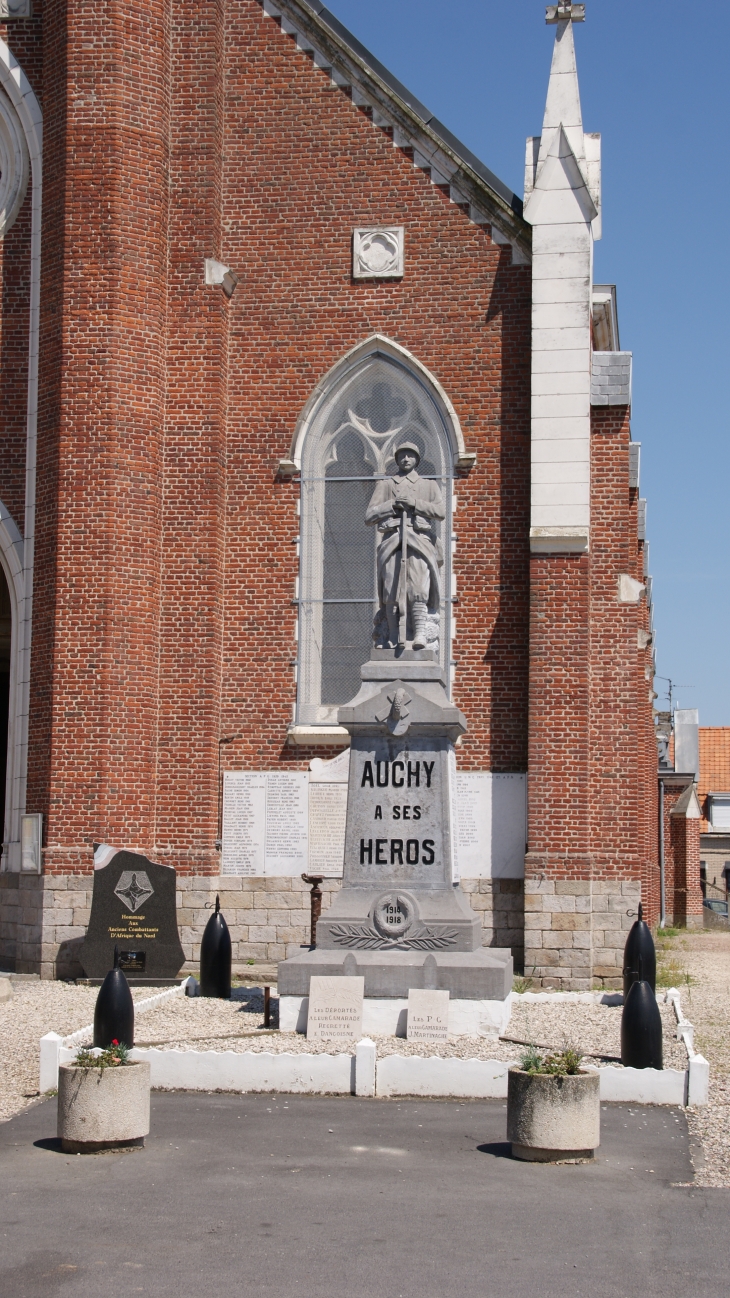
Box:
[1,1091,727,1298]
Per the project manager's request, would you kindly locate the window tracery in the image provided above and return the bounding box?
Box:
[297,351,454,724]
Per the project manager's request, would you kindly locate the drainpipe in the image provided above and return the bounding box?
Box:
[658,777,665,928]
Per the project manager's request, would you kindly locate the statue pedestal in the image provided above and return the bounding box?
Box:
[278,650,512,1018]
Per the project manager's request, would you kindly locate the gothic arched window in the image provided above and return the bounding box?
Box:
[296,345,455,727]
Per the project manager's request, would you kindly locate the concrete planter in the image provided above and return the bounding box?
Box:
[57,1061,150,1153]
[507,1068,600,1163]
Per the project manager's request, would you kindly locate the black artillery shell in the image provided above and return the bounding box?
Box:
[199,896,232,999]
[93,967,135,1048]
[622,902,656,1000]
[620,978,663,1070]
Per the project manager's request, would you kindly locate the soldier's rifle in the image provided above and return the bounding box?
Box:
[398,501,408,648]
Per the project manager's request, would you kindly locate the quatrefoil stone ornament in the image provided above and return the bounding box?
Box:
[352,227,404,279]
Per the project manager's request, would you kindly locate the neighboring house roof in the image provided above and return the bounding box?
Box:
[257,0,530,258]
[698,728,730,832]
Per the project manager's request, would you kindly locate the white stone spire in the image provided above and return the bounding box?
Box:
[526,7,601,237]
[537,14,586,174]
[524,5,601,554]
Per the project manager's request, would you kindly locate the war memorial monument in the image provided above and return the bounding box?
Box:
[278,443,513,1034]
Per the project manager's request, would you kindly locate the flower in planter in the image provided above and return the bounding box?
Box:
[518,1044,584,1075]
[73,1041,130,1070]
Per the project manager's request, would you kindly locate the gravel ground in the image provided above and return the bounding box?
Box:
[58,984,685,1066]
[504,998,686,1069]
[665,930,730,1188]
[0,974,694,1125]
[0,980,153,1122]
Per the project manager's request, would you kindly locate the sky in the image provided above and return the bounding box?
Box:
[325,0,730,724]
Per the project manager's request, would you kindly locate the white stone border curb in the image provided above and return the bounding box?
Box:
[39,982,708,1106]
[127,1047,354,1096]
[665,987,709,1106]
[39,977,194,1093]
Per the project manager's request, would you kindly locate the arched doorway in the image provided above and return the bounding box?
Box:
[0,563,10,844]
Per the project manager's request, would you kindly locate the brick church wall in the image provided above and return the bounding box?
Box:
[525,408,650,988]
[30,0,531,874]
[0,2,656,983]
[2,2,533,974]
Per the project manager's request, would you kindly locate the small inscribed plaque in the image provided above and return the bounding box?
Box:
[309,748,350,783]
[308,783,347,877]
[306,975,364,1041]
[265,773,309,876]
[407,988,450,1042]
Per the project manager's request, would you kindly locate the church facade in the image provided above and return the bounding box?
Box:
[0,1,660,987]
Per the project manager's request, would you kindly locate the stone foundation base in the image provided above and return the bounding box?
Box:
[524,877,641,990]
[461,878,525,972]
[0,872,523,978]
[0,873,93,978]
[278,946,513,1001]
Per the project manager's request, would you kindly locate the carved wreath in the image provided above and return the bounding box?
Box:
[328,922,460,951]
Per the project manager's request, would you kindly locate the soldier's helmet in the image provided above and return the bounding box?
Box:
[393,440,421,466]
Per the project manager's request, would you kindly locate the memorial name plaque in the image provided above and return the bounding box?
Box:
[453,772,527,880]
[306,975,364,1041]
[308,784,347,877]
[407,988,450,1042]
[221,764,525,880]
[222,772,308,876]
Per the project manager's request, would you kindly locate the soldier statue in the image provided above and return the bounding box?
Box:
[365,441,444,650]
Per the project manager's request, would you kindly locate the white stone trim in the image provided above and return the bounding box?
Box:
[593,1064,686,1106]
[0,42,42,873]
[376,1054,509,1099]
[286,724,350,747]
[352,226,404,279]
[355,1037,376,1096]
[0,85,29,237]
[254,0,529,263]
[529,526,589,554]
[280,334,473,476]
[618,573,645,605]
[204,257,238,298]
[40,1043,699,1105]
[0,506,26,869]
[525,19,597,548]
[134,1047,355,1095]
[666,987,709,1105]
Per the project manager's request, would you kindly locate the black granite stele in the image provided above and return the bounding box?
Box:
[79,846,185,981]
